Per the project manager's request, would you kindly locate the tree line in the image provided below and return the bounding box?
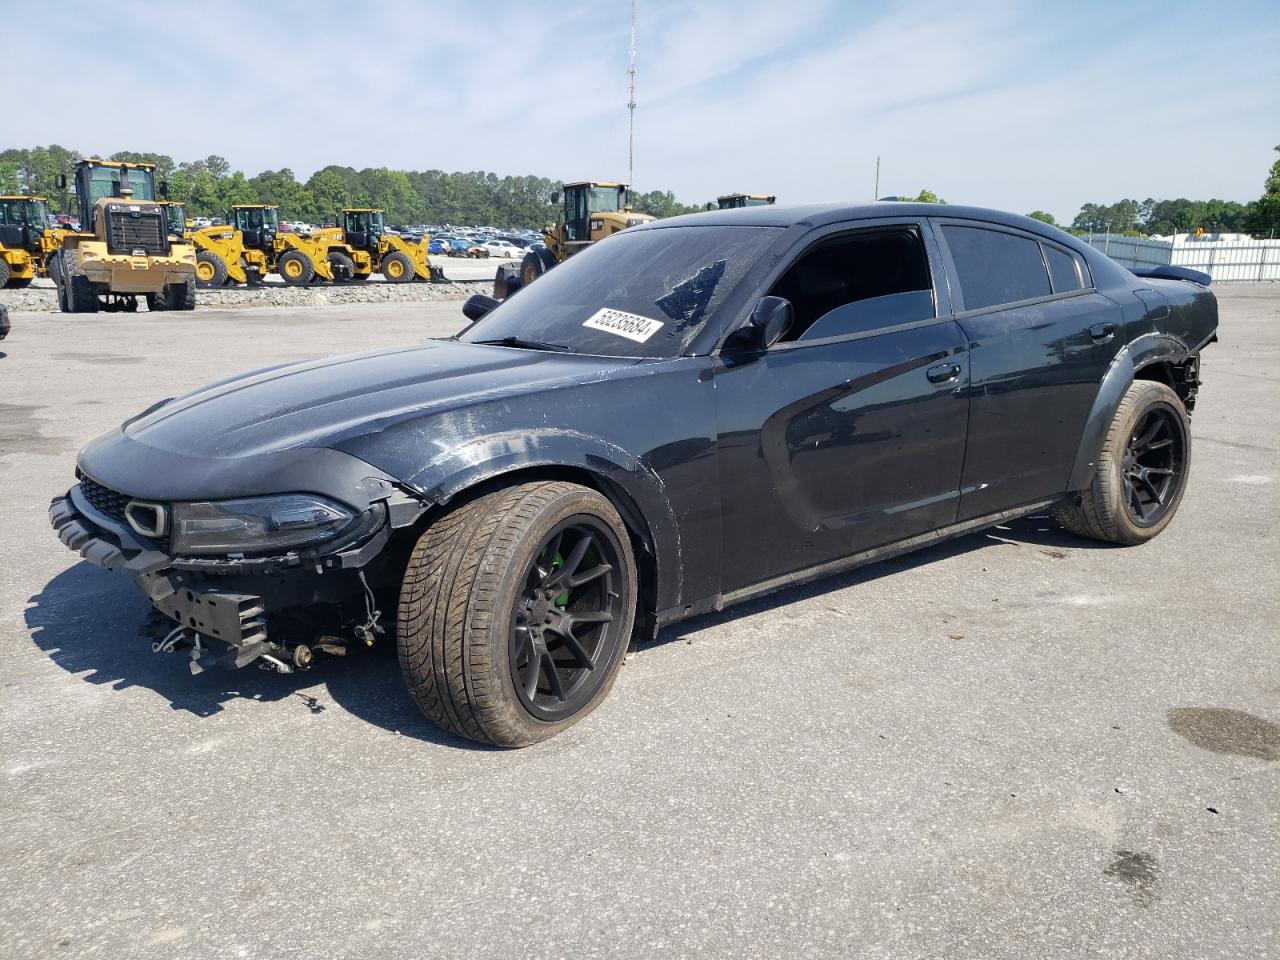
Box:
[2,144,1278,236]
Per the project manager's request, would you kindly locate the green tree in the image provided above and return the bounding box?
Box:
[910,189,946,204]
[1027,210,1057,225]
[1247,145,1280,237]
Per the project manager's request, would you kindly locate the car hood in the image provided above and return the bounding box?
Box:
[113,339,638,460]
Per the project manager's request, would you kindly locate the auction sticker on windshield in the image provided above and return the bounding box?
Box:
[583,307,665,343]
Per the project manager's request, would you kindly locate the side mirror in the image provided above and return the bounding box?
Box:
[55,173,67,190]
[550,191,560,205]
[159,180,169,198]
[723,296,793,354]
[462,293,500,323]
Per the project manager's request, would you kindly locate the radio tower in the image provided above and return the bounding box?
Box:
[627,0,637,187]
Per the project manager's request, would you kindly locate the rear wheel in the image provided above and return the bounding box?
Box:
[160,279,196,311]
[381,251,414,282]
[328,251,356,283]
[194,251,228,288]
[1055,379,1190,545]
[397,481,637,747]
[277,250,313,285]
[0,260,10,287]
[63,252,99,313]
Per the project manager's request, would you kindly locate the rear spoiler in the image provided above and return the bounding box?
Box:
[1131,264,1211,286]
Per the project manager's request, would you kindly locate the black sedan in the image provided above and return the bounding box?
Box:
[50,203,1218,746]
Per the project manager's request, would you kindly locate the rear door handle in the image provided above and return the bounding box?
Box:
[926,362,962,384]
[1089,322,1116,343]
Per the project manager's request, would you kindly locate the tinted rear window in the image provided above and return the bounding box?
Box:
[1044,244,1082,292]
[943,225,1051,310]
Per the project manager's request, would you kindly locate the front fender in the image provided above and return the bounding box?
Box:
[403,429,684,609]
[1067,332,1190,491]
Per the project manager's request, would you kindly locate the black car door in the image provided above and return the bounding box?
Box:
[933,219,1122,520]
[714,220,971,596]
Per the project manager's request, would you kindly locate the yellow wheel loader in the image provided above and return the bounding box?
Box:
[513,182,653,291]
[716,193,776,209]
[188,205,349,287]
[158,201,189,239]
[47,159,196,312]
[0,194,57,288]
[337,208,440,283]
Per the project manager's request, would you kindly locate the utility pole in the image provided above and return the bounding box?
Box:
[628,0,637,188]
[874,156,880,199]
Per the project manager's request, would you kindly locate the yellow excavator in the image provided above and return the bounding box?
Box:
[188,204,352,286]
[48,159,196,312]
[0,194,70,288]
[716,193,776,209]
[514,181,653,289]
[334,208,438,282]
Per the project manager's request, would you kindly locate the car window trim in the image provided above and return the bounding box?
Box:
[708,216,954,355]
[931,217,1098,316]
[768,314,961,352]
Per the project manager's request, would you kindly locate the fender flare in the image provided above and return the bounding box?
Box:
[1067,332,1191,491]
[402,429,684,609]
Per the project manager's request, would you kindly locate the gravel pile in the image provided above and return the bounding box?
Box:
[0,280,489,314]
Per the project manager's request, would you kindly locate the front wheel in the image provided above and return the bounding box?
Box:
[397,481,637,747]
[1055,379,1191,545]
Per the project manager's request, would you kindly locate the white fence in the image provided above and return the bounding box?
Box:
[1081,234,1280,283]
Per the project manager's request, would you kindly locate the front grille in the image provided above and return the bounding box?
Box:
[79,474,129,523]
[105,208,167,256]
[77,473,170,550]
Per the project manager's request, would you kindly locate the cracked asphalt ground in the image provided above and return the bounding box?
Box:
[1,288,1276,959]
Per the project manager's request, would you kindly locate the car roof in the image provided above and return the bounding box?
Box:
[647,201,1055,233]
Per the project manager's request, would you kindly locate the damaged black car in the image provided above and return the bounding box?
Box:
[51,203,1218,746]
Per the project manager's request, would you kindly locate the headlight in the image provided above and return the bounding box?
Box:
[171,494,358,555]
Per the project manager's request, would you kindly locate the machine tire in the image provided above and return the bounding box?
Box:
[520,250,545,286]
[0,260,9,287]
[145,292,163,312]
[64,252,99,313]
[277,250,314,285]
[170,279,197,311]
[397,480,637,748]
[382,251,414,282]
[328,251,356,283]
[194,251,228,288]
[1054,380,1191,546]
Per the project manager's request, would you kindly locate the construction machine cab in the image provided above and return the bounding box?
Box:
[342,208,384,252]
[232,205,279,251]
[69,159,159,233]
[717,194,776,209]
[559,182,629,243]
[159,201,187,239]
[0,195,52,253]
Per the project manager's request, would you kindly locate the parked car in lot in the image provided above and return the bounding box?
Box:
[428,239,446,255]
[482,239,523,260]
[50,203,1217,747]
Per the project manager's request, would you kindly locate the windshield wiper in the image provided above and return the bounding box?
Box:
[474,335,571,352]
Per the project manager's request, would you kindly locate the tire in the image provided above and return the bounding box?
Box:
[327,251,356,283]
[170,278,196,311]
[381,251,414,282]
[520,250,545,286]
[1054,379,1191,545]
[63,251,99,313]
[397,481,638,747]
[194,250,227,288]
[277,250,314,285]
[145,292,163,312]
[0,260,9,287]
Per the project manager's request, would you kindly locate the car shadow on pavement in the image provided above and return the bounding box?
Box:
[649,513,1113,645]
[25,561,491,749]
[27,514,1104,747]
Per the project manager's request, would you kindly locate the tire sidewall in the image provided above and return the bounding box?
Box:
[1102,382,1191,542]
[482,490,637,744]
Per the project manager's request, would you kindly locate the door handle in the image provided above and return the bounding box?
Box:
[926,362,962,384]
[1089,322,1116,343]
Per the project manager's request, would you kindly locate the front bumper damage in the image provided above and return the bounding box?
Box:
[50,480,426,672]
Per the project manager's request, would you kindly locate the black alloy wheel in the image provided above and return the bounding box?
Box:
[1120,407,1184,526]
[509,517,626,721]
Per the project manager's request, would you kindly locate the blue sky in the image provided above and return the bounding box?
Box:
[8,0,1279,221]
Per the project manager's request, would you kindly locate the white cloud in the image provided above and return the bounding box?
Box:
[6,0,1278,222]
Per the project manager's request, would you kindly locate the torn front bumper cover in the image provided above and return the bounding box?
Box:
[50,490,270,656]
